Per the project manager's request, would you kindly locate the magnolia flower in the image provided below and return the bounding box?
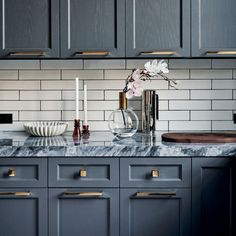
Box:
[144,59,169,76]
[126,80,143,99]
[123,59,176,99]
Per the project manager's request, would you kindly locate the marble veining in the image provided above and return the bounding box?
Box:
[0,131,236,157]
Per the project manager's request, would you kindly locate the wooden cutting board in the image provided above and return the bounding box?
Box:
[161,132,236,143]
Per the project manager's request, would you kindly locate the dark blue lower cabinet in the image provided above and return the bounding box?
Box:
[0,188,47,236]
[120,189,191,236]
[49,188,119,236]
[192,158,235,236]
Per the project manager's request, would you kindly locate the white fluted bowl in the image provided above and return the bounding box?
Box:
[24,121,68,137]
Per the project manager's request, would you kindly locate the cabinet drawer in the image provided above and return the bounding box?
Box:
[49,158,119,187]
[120,158,191,188]
[0,158,47,187]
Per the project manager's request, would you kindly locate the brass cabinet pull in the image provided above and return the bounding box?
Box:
[9,51,46,56]
[63,191,103,197]
[135,192,176,197]
[8,168,16,177]
[79,169,87,177]
[206,51,236,55]
[75,51,111,56]
[140,51,176,55]
[0,192,31,196]
[151,169,160,178]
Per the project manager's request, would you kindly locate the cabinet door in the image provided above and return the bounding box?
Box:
[0,0,59,58]
[126,0,190,58]
[192,158,236,236]
[192,0,236,57]
[120,189,191,236]
[0,188,47,236]
[60,0,125,58]
[49,188,119,236]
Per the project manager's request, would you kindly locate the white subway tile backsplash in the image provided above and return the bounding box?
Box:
[20,91,61,100]
[190,70,232,79]
[212,121,236,130]
[169,101,211,110]
[0,122,24,131]
[41,101,82,111]
[155,121,169,131]
[62,90,104,100]
[104,70,132,80]
[19,111,61,121]
[62,111,104,121]
[157,90,189,100]
[41,60,83,69]
[19,70,60,80]
[0,60,40,69]
[191,90,232,100]
[212,59,236,69]
[0,59,235,132]
[85,80,124,90]
[84,60,125,69]
[169,59,211,69]
[212,80,236,89]
[0,81,40,90]
[0,91,19,100]
[159,111,189,120]
[174,80,211,89]
[0,71,18,80]
[41,80,83,90]
[191,111,232,120]
[0,101,40,110]
[212,100,236,110]
[169,121,211,131]
[62,70,103,80]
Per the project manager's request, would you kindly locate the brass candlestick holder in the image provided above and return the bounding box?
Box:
[72,119,81,142]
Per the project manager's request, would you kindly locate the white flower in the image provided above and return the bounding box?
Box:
[132,69,142,81]
[144,59,169,76]
[144,59,159,76]
[126,80,143,99]
[157,60,169,74]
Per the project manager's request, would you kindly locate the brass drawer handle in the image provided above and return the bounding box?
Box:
[0,192,31,196]
[135,192,176,197]
[151,169,160,178]
[79,169,87,177]
[63,192,103,197]
[206,51,236,55]
[9,51,46,56]
[140,51,176,55]
[8,168,16,177]
[75,51,111,56]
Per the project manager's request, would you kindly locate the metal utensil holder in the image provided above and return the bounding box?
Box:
[142,90,159,134]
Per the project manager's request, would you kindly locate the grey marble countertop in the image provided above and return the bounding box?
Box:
[0,131,236,157]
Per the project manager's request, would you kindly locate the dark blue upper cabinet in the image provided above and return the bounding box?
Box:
[192,0,236,57]
[60,0,125,58]
[126,0,190,58]
[0,0,59,58]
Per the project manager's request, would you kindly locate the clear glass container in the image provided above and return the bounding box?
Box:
[108,92,139,138]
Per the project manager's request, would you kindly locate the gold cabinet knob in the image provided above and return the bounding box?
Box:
[79,169,87,177]
[8,168,16,177]
[151,169,160,178]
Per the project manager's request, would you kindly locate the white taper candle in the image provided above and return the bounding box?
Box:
[75,77,79,119]
[84,84,88,125]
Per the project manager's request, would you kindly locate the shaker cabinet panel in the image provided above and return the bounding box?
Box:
[49,188,119,236]
[192,158,236,236]
[60,0,125,58]
[126,0,190,57]
[192,0,236,57]
[0,188,47,236]
[0,0,59,58]
[120,188,191,236]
